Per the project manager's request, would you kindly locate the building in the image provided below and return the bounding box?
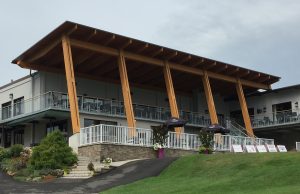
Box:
[246,85,300,149]
[0,21,281,149]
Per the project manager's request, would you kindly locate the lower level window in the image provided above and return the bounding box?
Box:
[14,129,24,145]
[46,120,68,136]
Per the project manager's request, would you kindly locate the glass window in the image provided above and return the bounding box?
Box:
[14,129,24,145]
[46,120,68,137]
[84,119,117,127]
[14,97,24,116]
[2,101,12,119]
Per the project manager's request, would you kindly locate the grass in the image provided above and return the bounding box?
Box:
[103,153,300,194]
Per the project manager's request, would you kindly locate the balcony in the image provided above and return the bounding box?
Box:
[0,91,223,127]
[252,109,300,128]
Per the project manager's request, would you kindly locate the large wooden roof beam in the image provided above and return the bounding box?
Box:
[27,25,78,63]
[69,38,271,90]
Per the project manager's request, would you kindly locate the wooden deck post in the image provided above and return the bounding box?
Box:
[62,36,81,134]
[202,70,219,124]
[163,61,182,133]
[236,79,254,137]
[118,50,136,135]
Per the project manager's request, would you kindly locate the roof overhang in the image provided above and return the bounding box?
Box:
[12,21,280,96]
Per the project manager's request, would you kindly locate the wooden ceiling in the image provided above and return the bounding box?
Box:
[12,21,280,97]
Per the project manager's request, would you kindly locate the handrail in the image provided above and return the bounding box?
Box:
[0,91,217,127]
[79,124,275,152]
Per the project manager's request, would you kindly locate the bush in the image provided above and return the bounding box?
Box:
[88,162,94,171]
[1,157,28,173]
[199,146,213,154]
[14,168,33,177]
[199,130,214,149]
[0,148,11,162]
[49,169,64,177]
[32,168,64,177]
[30,130,77,170]
[151,125,169,145]
[10,144,24,157]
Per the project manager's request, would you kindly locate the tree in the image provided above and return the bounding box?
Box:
[30,130,77,170]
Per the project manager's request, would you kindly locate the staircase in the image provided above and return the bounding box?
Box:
[63,156,93,179]
[226,119,255,137]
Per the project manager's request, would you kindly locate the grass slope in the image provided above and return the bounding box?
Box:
[103,153,300,194]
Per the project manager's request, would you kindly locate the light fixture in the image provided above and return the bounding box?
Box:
[9,93,13,100]
[295,102,299,108]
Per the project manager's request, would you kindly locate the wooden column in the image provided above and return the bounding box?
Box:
[118,50,136,135]
[163,61,182,133]
[236,79,254,137]
[202,70,218,124]
[62,36,81,134]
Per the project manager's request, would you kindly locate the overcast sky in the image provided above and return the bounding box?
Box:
[0,0,299,88]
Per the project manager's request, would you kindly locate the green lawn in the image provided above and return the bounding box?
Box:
[103,152,300,194]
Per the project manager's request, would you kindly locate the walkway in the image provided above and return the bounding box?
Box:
[0,157,176,194]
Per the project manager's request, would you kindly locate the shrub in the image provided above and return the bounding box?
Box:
[88,162,94,171]
[199,146,213,154]
[1,157,26,174]
[30,130,77,170]
[0,148,11,162]
[9,144,24,157]
[37,169,51,176]
[15,168,33,177]
[151,125,169,145]
[33,168,64,177]
[49,169,64,177]
[199,130,214,149]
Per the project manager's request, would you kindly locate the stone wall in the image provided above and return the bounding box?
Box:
[78,143,198,162]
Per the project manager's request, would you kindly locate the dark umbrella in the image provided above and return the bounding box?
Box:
[164,117,187,129]
[203,124,230,135]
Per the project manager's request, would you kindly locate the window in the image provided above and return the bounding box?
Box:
[13,97,24,116]
[2,101,12,119]
[84,119,117,127]
[272,102,292,113]
[46,120,68,137]
[14,129,24,145]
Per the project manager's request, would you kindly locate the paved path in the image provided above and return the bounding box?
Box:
[0,157,176,194]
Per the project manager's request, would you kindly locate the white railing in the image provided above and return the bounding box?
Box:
[167,132,200,150]
[214,135,275,152]
[79,124,274,152]
[0,91,219,127]
[252,109,300,128]
[296,142,300,151]
[80,124,153,147]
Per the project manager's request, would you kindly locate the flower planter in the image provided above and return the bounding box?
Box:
[157,148,165,159]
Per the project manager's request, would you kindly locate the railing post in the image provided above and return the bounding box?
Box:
[88,126,91,144]
[229,135,232,152]
[186,134,189,150]
[167,132,170,148]
[100,124,103,143]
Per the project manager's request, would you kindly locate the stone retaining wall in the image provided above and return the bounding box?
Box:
[78,143,198,162]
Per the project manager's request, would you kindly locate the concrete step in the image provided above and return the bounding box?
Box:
[71,168,90,172]
[69,170,91,174]
[77,156,90,160]
[77,159,90,162]
[62,176,91,179]
[63,157,99,179]
[73,166,88,170]
[77,162,90,165]
[63,174,92,178]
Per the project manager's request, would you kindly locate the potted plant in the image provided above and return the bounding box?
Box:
[198,130,214,154]
[151,125,168,159]
[102,157,112,169]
